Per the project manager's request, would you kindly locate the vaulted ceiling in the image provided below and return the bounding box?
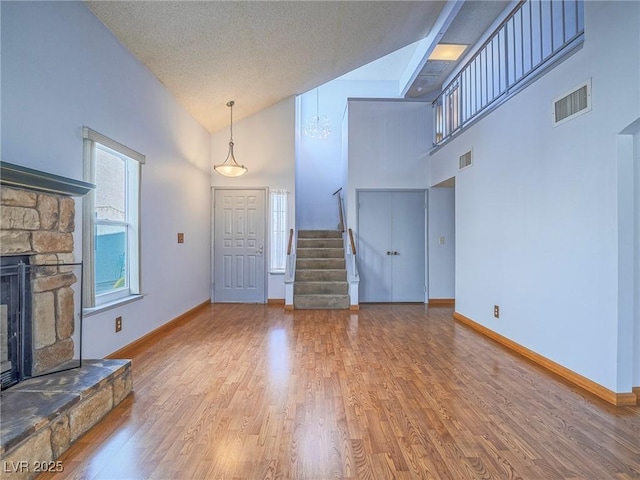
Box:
[86,1,508,133]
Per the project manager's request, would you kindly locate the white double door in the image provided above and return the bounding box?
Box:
[358,190,426,303]
[213,189,266,303]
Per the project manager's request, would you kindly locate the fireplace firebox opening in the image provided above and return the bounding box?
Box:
[0,255,32,389]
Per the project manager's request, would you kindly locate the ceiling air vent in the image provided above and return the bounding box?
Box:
[553,79,591,126]
[459,150,472,170]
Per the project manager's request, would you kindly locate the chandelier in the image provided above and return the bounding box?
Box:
[303,88,331,139]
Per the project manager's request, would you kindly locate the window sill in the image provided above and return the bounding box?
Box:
[83,294,145,317]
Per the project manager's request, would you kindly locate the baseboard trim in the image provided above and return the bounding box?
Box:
[633,387,640,405]
[615,392,638,406]
[429,298,455,306]
[453,311,637,406]
[107,299,211,359]
[268,298,285,305]
[284,304,294,311]
[350,305,360,311]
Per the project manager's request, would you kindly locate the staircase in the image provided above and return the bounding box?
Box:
[294,230,349,309]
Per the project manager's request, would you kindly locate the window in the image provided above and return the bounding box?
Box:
[82,128,144,308]
[270,190,288,273]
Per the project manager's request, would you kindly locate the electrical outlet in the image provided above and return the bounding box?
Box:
[177,233,184,243]
[115,316,122,332]
[494,305,500,318]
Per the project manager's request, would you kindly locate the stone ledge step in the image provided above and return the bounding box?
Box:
[294,294,350,309]
[0,360,132,476]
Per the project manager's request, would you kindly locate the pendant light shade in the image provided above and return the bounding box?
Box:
[214,101,248,177]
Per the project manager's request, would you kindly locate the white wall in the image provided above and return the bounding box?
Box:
[211,97,295,299]
[429,2,640,393]
[346,99,431,230]
[428,187,455,299]
[297,80,400,230]
[2,2,212,358]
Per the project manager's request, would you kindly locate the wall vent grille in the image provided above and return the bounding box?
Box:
[459,150,472,170]
[554,80,591,126]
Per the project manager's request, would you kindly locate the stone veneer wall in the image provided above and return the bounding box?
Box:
[0,185,77,375]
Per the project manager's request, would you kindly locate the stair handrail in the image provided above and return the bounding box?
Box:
[348,228,356,255]
[284,228,296,309]
[333,187,345,233]
[287,228,294,255]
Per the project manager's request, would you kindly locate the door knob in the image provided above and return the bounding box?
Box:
[387,251,392,255]
[393,251,399,255]
[257,245,263,255]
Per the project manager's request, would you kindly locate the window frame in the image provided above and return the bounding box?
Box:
[270,189,288,274]
[82,127,144,310]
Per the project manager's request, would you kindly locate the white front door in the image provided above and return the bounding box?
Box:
[358,190,426,302]
[213,189,266,303]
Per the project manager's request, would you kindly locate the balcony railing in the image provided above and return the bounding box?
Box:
[433,0,584,146]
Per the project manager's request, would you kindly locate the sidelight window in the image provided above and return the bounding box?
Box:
[270,190,288,273]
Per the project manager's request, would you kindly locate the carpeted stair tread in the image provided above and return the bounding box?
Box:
[295,269,347,282]
[294,281,348,295]
[298,230,342,239]
[294,294,350,309]
[297,248,345,258]
[296,258,345,269]
[298,238,343,249]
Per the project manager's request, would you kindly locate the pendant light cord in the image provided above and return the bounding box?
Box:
[227,100,234,143]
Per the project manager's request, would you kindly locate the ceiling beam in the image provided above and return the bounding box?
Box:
[398,0,465,98]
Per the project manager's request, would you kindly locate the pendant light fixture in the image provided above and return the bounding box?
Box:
[214,100,248,177]
[303,88,331,139]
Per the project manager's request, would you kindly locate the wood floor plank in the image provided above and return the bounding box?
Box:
[37,304,639,479]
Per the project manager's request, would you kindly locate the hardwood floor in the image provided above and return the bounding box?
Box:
[40,304,639,479]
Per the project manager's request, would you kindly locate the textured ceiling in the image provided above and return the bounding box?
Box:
[87,1,447,133]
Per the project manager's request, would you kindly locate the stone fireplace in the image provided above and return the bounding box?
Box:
[1,185,80,388]
[0,161,133,480]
